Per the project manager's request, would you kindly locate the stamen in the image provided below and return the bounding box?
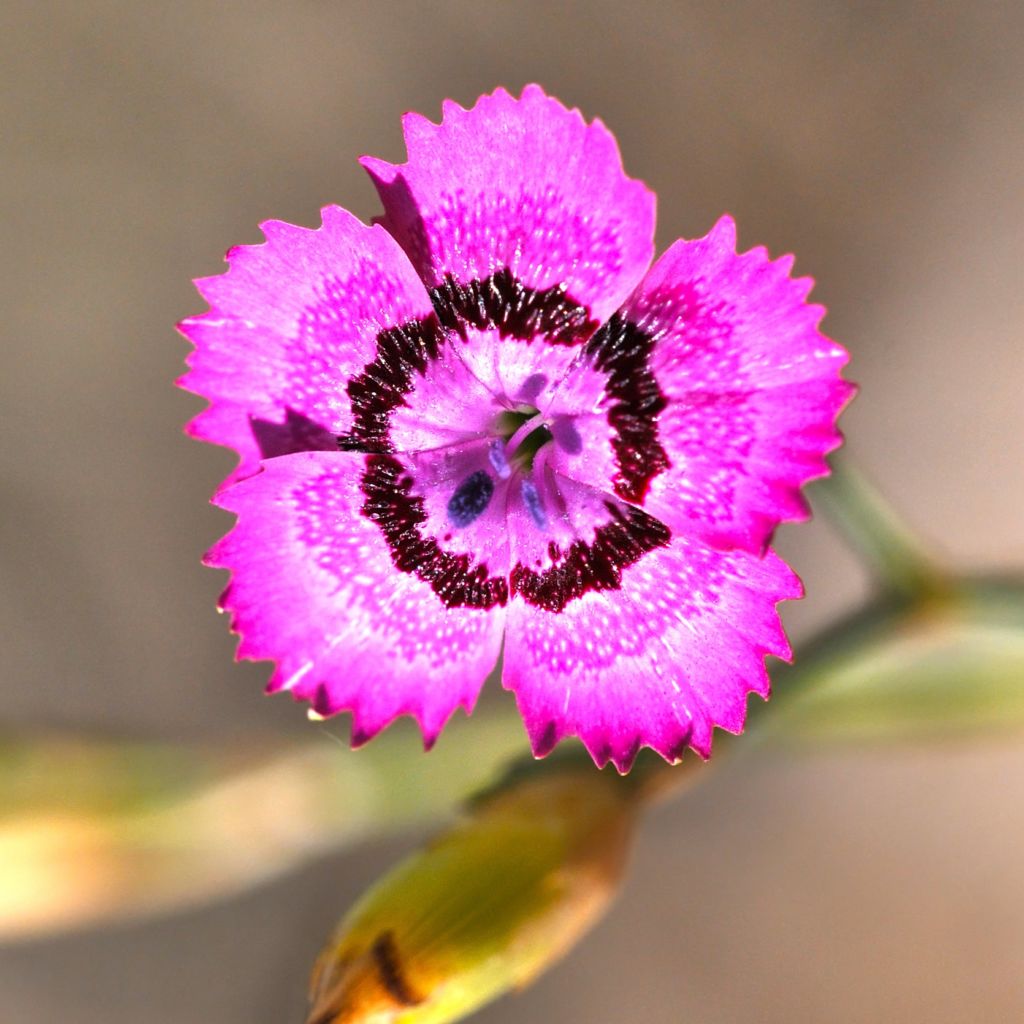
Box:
[550,416,583,455]
[505,413,555,470]
[488,439,512,480]
[447,470,495,528]
[505,413,546,458]
[532,443,567,518]
[521,478,547,530]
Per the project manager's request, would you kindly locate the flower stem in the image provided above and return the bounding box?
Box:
[812,456,945,599]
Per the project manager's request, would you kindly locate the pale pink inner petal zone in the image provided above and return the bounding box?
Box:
[178,206,438,487]
[361,84,656,324]
[385,340,500,453]
[504,471,671,614]
[207,452,506,747]
[338,252,605,459]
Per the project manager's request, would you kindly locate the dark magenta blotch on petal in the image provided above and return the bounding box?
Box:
[584,311,671,504]
[510,502,671,613]
[362,455,508,610]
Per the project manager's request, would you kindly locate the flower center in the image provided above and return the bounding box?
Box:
[335,268,674,613]
[496,406,554,471]
[443,405,557,532]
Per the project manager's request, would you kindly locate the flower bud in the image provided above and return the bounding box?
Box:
[307,761,640,1024]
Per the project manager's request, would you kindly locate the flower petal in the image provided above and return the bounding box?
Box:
[361,84,656,324]
[178,206,437,487]
[206,451,505,747]
[502,528,802,772]
[392,443,513,597]
[552,216,854,550]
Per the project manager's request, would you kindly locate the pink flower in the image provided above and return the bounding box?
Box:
[179,85,853,772]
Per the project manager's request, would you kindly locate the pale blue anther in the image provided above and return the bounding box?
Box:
[521,478,547,530]
[488,439,512,479]
[551,416,583,455]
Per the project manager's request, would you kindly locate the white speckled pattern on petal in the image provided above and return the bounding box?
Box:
[206,452,505,747]
[624,217,853,549]
[361,85,656,324]
[179,207,436,487]
[503,540,802,772]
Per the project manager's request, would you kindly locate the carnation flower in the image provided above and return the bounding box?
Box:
[179,85,852,772]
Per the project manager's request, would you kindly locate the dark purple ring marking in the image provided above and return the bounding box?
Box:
[362,454,509,609]
[335,268,672,613]
[431,268,599,345]
[511,502,670,613]
[584,311,671,504]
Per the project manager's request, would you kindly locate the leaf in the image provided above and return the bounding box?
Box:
[772,578,1024,744]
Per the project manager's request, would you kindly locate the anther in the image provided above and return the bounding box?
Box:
[447,470,495,528]
[488,439,512,479]
[521,478,547,530]
[516,372,548,403]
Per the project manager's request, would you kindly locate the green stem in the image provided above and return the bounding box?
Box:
[812,456,944,599]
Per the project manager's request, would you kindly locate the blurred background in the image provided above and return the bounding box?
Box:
[2,1,1023,1021]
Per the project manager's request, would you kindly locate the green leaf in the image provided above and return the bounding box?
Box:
[769,577,1024,744]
